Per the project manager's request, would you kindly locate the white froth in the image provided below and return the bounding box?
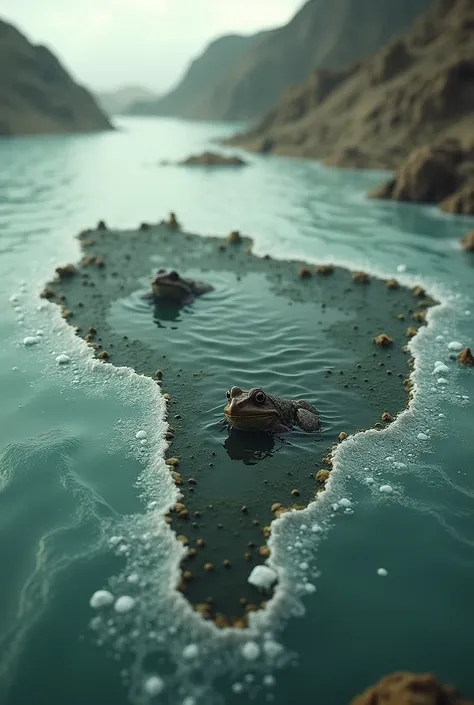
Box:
[248,565,277,590]
[304,583,316,593]
[182,643,199,660]
[114,595,136,613]
[377,568,388,577]
[311,523,322,532]
[89,590,114,609]
[182,698,196,705]
[241,641,261,661]
[433,363,449,375]
[379,485,393,494]
[365,477,375,484]
[35,329,45,336]
[448,341,463,351]
[417,432,429,440]
[437,377,448,385]
[127,573,140,584]
[232,683,244,694]
[338,498,351,507]
[136,430,148,439]
[396,264,407,273]
[299,561,308,570]
[23,336,40,346]
[109,535,124,546]
[263,675,276,687]
[55,354,71,365]
[263,640,284,659]
[143,675,164,696]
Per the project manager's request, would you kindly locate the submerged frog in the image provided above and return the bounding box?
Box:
[224,386,320,434]
[146,269,213,305]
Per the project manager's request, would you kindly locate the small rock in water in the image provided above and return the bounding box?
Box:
[379,485,393,494]
[89,590,114,609]
[241,641,261,661]
[448,341,463,351]
[248,565,277,590]
[377,568,388,577]
[114,595,136,613]
[23,336,40,346]
[55,354,71,365]
[143,675,164,696]
[135,430,147,440]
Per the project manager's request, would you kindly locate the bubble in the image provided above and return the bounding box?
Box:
[263,641,284,659]
[23,336,40,346]
[89,590,115,609]
[448,341,463,351]
[263,675,276,687]
[114,595,136,613]
[338,498,351,507]
[143,675,164,696]
[136,430,147,440]
[377,568,388,577]
[241,641,260,661]
[379,485,393,494]
[55,354,71,365]
[182,644,199,660]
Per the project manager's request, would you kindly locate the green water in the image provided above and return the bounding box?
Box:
[0,117,473,705]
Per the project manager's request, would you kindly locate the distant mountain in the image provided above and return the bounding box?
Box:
[226,0,474,169]
[96,85,157,115]
[125,33,263,118]
[0,18,111,137]
[128,0,431,121]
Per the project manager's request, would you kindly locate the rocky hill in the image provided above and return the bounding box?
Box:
[0,19,112,137]
[226,0,474,169]
[96,85,157,115]
[127,0,431,121]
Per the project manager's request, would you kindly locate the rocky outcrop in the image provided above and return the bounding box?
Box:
[369,143,474,210]
[180,152,247,167]
[95,85,157,115]
[226,0,474,169]
[129,0,431,121]
[350,672,474,705]
[0,19,111,136]
[461,230,474,251]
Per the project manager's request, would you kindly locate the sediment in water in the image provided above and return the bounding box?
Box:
[43,219,438,626]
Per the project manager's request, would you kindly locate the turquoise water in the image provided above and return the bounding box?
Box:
[0,117,473,705]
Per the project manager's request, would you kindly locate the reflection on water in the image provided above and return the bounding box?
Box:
[223,426,278,464]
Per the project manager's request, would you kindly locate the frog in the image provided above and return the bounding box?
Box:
[145,269,213,305]
[224,386,320,434]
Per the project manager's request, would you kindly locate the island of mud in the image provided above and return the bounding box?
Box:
[43,218,438,628]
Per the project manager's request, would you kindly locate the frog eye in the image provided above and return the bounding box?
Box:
[254,390,266,404]
[169,271,179,280]
[226,390,231,399]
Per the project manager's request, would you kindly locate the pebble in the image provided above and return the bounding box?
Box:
[379,485,393,494]
[114,595,136,613]
[89,590,114,609]
[377,568,388,577]
[448,341,463,351]
[143,676,164,696]
[55,354,71,365]
[241,641,261,661]
[135,430,147,440]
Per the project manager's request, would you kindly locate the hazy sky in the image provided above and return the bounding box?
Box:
[2,0,304,94]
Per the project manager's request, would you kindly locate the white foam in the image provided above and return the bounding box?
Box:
[396,264,407,273]
[448,341,463,351]
[311,523,322,532]
[143,675,164,696]
[241,641,260,661]
[89,590,114,609]
[432,364,449,375]
[303,583,316,593]
[114,595,136,613]
[23,336,40,346]
[248,565,277,590]
[135,430,147,440]
[263,675,276,687]
[231,683,244,694]
[182,644,199,660]
[417,432,429,440]
[377,568,388,577]
[262,640,284,659]
[55,354,71,365]
[379,485,393,494]
[127,573,140,584]
[437,377,448,385]
[338,498,351,507]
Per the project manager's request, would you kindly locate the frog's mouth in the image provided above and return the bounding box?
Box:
[152,280,188,299]
[224,404,278,429]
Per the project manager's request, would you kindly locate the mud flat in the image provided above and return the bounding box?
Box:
[43,219,438,627]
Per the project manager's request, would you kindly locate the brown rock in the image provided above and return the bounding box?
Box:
[258,545,270,558]
[315,264,334,275]
[97,350,109,360]
[350,671,474,705]
[271,503,282,513]
[315,469,330,483]
[461,230,474,251]
[406,327,418,338]
[298,267,312,279]
[338,432,348,442]
[412,286,426,297]
[374,334,393,347]
[56,264,76,279]
[458,347,474,366]
[440,181,474,215]
[381,411,394,423]
[181,152,247,167]
[352,271,370,283]
[386,279,399,289]
[203,562,214,573]
[228,230,242,244]
[291,488,300,497]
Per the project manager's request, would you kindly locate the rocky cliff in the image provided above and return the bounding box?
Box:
[0,19,112,137]
[226,0,474,169]
[128,0,431,121]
